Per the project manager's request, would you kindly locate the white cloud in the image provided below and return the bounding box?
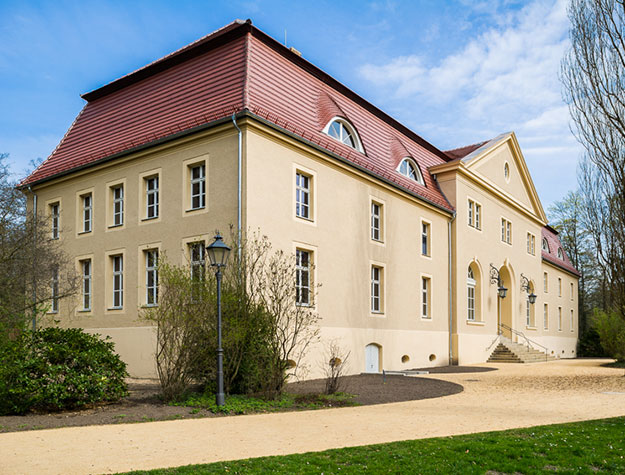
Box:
[358,0,582,207]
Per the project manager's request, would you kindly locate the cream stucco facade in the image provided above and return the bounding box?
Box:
[28,118,578,378]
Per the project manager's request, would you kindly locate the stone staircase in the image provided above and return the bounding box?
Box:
[488,337,556,363]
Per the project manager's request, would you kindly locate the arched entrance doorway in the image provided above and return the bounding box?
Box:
[498,265,513,338]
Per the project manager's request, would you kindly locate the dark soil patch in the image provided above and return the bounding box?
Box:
[0,374,463,433]
[288,374,463,405]
[411,365,498,374]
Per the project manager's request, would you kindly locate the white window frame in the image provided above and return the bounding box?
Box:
[542,238,549,252]
[371,265,382,314]
[570,309,574,332]
[82,194,92,233]
[558,278,562,297]
[527,232,535,255]
[145,250,158,306]
[570,282,574,301]
[50,267,59,313]
[81,259,91,311]
[421,220,431,257]
[189,242,206,281]
[112,185,124,226]
[543,303,549,330]
[371,201,382,242]
[421,276,431,319]
[475,202,481,230]
[295,171,311,220]
[557,248,564,259]
[467,268,476,321]
[322,117,364,153]
[501,218,511,244]
[112,255,123,309]
[558,307,562,331]
[190,164,206,210]
[146,176,159,219]
[51,203,60,239]
[296,249,312,306]
[544,272,548,293]
[397,158,425,185]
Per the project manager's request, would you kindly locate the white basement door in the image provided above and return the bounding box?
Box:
[365,344,380,373]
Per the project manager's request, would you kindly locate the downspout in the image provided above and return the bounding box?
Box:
[232,113,242,260]
[27,185,37,331]
[448,211,456,365]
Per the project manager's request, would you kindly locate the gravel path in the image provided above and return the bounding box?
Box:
[1,358,624,475]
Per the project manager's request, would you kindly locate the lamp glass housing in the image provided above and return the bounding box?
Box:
[528,292,537,304]
[498,286,508,299]
[207,234,231,268]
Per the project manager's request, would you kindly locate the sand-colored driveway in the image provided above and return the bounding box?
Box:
[1,359,624,475]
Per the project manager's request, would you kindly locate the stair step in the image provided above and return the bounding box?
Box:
[488,338,553,363]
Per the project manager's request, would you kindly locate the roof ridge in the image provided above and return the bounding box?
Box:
[443,140,489,153]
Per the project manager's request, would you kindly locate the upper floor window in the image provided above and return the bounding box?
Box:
[398,158,425,185]
[82,193,92,233]
[81,259,91,311]
[558,277,562,297]
[501,218,511,244]
[190,164,206,210]
[468,200,481,230]
[527,232,535,255]
[371,201,382,242]
[542,238,549,252]
[112,185,124,227]
[295,171,312,220]
[50,203,60,239]
[544,272,548,293]
[145,176,159,219]
[421,222,431,256]
[570,282,574,300]
[557,248,564,259]
[324,118,363,152]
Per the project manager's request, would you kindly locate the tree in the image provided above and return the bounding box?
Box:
[561,0,625,358]
[0,154,78,339]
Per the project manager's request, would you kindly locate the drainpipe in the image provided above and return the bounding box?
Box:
[232,113,242,260]
[27,186,37,331]
[448,211,456,365]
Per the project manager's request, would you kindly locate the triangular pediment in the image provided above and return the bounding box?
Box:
[461,132,547,223]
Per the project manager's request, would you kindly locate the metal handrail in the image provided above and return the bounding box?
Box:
[499,323,549,360]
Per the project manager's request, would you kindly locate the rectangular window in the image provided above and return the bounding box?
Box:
[145,250,158,306]
[475,203,481,230]
[190,242,206,281]
[190,164,206,210]
[295,172,311,219]
[422,276,431,319]
[51,267,59,313]
[526,298,531,326]
[558,278,562,297]
[146,176,159,219]
[558,307,562,331]
[467,283,475,321]
[81,259,91,311]
[501,218,512,244]
[421,222,430,256]
[112,185,124,226]
[112,255,123,308]
[296,249,311,306]
[570,282,574,300]
[543,304,549,330]
[544,272,548,293]
[371,202,382,241]
[82,194,92,233]
[468,200,474,227]
[50,203,60,239]
[527,233,535,255]
[371,265,382,313]
[570,309,574,332]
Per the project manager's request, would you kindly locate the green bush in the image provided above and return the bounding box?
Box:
[0,327,128,415]
[593,309,625,362]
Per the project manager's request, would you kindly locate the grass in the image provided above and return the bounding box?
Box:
[171,391,357,415]
[120,417,625,474]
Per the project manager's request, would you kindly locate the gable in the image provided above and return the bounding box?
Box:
[464,133,546,222]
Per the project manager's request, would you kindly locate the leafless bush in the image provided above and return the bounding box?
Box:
[321,341,350,395]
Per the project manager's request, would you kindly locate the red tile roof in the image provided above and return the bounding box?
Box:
[541,226,579,276]
[21,20,452,211]
[444,140,489,160]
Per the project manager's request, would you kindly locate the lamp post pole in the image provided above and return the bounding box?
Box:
[216,266,225,406]
[206,232,231,407]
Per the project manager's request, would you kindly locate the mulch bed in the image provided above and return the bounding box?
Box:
[0,372,465,434]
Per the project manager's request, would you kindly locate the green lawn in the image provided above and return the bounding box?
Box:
[121,417,625,474]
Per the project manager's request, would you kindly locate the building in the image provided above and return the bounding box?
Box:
[20,20,579,378]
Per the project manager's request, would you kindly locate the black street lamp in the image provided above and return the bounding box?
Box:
[520,273,537,304]
[490,264,508,334]
[206,232,231,407]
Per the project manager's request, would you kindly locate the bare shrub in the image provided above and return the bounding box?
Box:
[321,341,350,395]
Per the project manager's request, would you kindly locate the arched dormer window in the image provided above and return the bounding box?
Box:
[323,118,364,153]
[557,248,563,259]
[397,158,425,185]
[542,238,549,252]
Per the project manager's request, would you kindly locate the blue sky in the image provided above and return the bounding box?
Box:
[0,0,580,208]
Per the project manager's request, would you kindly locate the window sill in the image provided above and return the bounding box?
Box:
[77,230,92,235]
[108,223,124,229]
[466,320,485,326]
[421,316,432,321]
[371,238,384,244]
[141,304,158,309]
[47,311,58,315]
[77,309,91,313]
[525,326,537,331]
[295,215,314,223]
[141,216,159,222]
[370,311,385,317]
[186,207,206,213]
[107,307,123,311]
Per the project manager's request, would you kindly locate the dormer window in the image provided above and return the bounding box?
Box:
[542,238,549,252]
[557,248,563,259]
[323,118,364,152]
[397,158,425,185]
